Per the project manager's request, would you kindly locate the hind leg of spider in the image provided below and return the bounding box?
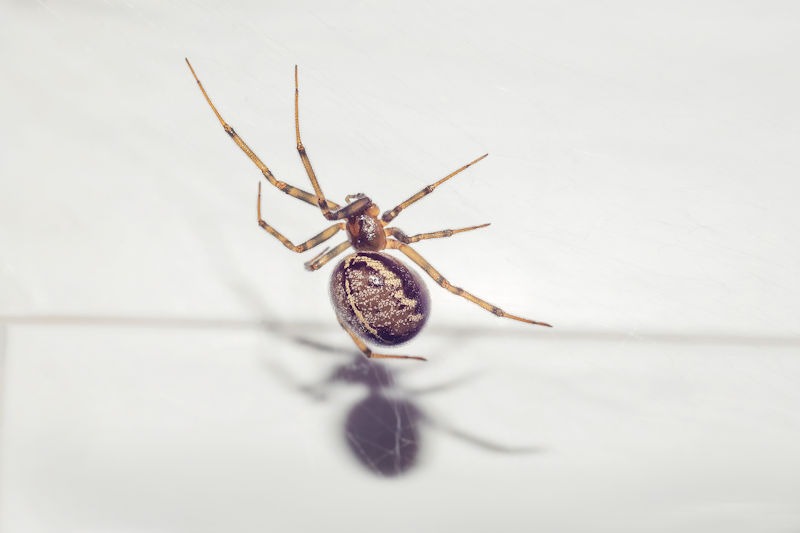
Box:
[381,153,488,223]
[304,240,352,271]
[185,59,339,210]
[386,240,552,327]
[386,223,491,244]
[338,319,427,362]
[257,182,344,252]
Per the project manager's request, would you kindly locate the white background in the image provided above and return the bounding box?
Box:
[1,1,799,531]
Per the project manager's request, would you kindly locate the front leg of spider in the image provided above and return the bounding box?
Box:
[185,59,340,211]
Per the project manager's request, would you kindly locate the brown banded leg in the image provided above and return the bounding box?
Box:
[294,66,338,220]
[381,153,488,223]
[337,319,427,362]
[304,240,352,271]
[386,239,552,327]
[386,223,490,244]
[257,183,344,252]
[185,59,340,211]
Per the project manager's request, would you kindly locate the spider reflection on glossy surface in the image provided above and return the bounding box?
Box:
[272,354,543,477]
[186,59,551,361]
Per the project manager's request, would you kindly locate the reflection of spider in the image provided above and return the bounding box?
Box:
[271,354,542,477]
[186,59,551,361]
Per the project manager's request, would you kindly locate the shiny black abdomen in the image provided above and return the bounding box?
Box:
[330,252,430,346]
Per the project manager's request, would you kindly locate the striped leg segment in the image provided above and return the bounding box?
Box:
[386,240,552,327]
[294,66,337,219]
[304,240,352,271]
[381,153,488,223]
[257,183,344,252]
[386,223,490,244]
[185,58,339,210]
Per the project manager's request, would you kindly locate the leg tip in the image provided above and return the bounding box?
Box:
[512,315,553,328]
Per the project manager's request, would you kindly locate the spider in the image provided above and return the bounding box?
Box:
[185,59,551,361]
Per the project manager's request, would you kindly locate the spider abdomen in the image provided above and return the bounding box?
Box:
[330,252,430,346]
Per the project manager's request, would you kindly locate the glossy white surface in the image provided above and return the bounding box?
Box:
[2,1,799,531]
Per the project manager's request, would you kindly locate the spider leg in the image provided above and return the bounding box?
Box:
[337,318,427,362]
[257,183,344,252]
[381,153,488,224]
[185,59,340,210]
[294,66,339,220]
[386,223,490,244]
[386,239,552,327]
[304,240,352,271]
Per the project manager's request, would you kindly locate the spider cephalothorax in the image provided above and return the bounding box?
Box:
[187,58,551,361]
[346,202,386,252]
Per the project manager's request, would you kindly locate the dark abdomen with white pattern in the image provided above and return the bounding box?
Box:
[330,252,430,346]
